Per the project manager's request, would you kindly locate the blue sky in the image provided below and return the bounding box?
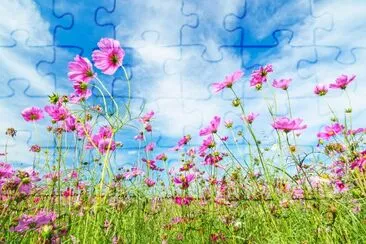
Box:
[0,0,365,169]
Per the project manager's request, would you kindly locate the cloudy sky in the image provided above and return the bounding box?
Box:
[0,0,365,168]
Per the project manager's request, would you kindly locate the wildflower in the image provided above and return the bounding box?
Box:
[272,117,307,133]
[0,162,13,178]
[134,132,144,141]
[145,142,155,152]
[292,187,304,199]
[21,107,44,122]
[199,116,221,136]
[198,135,215,155]
[174,196,194,206]
[347,128,365,135]
[123,167,144,180]
[272,78,291,90]
[203,153,225,169]
[63,187,74,198]
[314,84,328,96]
[250,64,273,87]
[69,81,92,103]
[97,138,116,154]
[329,74,355,89]
[63,115,77,132]
[44,103,69,122]
[179,162,194,171]
[144,178,156,187]
[350,156,366,172]
[156,153,167,161]
[75,122,92,138]
[92,38,125,75]
[173,174,195,189]
[317,123,344,140]
[334,180,348,193]
[212,70,244,93]
[11,210,56,233]
[29,145,41,153]
[68,55,95,82]
[139,111,154,123]
[142,158,162,171]
[242,112,259,124]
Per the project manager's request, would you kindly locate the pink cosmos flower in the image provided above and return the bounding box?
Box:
[292,187,304,200]
[63,187,74,198]
[142,158,162,171]
[348,128,365,135]
[21,107,44,122]
[203,154,225,169]
[212,70,244,93]
[272,117,307,133]
[272,78,291,90]
[198,135,215,155]
[145,142,155,152]
[140,111,154,123]
[75,122,92,138]
[44,103,69,122]
[156,153,167,161]
[97,138,116,154]
[0,162,13,178]
[317,123,344,140]
[173,174,195,189]
[69,81,92,103]
[144,178,156,187]
[351,156,366,172]
[242,112,259,124]
[199,116,221,136]
[174,196,194,206]
[314,84,328,96]
[134,132,144,141]
[334,180,348,193]
[92,38,125,75]
[29,145,41,153]
[329,74,356,89]
[63,115,76,132]
[11,210,56,233]
[250,64,273,87]
[123,167,144,180]
[68,55,95,82]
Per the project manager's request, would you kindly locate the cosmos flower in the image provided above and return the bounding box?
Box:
[21,107,44,122]
[272,117,307,133]
[242,112,259,124]
[173,174,195,189]
[317,123,344,140]
[313,84,328,96]
[92,38,125,75]
[199,116,221,136]
[11,210,56,233]
[250,64,273,87]
[329,74,355,89]
[139,111,155,123]
[44,103,69,122]
[145,142,155,152]
[144,178,156,187]
[68,55,95,82]
[123,167,144,180]
[174,196,194,206]
[212,70,244,93]
[272,78,291,90]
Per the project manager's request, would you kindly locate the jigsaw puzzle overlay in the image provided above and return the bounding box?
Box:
[0,0,365,168]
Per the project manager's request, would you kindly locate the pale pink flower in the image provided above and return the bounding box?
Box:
[242,112,259,124]
[334,180,348,193]
[140,111,154,123]
[68,55,95,82]
[123,167,144,180]
[92,38,125,75]
[144,178,156,187]
[272,78,291,90]
[329,74,356,89]
[317,123,344,140]
[212,70,244,93]
[145,142,155,152]
[313,84,328,96]
[272,117,307,133]
[199,116,221,136]
[21,107,44,122]
[292,187,304,199]
[156,153,167,161]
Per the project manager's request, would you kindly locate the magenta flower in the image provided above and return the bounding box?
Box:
[174,196,194,206]
[29,145,41,153]
[75,122,92,138]
[156,153,167,161]
[63,115,77,132]
[69,81,92,103]
[212,70,244,93]
[348,128,366,135]
[142,158,162,171]
[144,178,156,187]
[313,84,328,96]
[317,123,344,140]
[140,111,154,123]
[123,167,144,180]
[329,74,356,89]
[44,104,69,122]
[199,116,221,136]
[250,64,273,87]
[21,107,44,122]
[351,156,366,172]
[92,38,125,75]
[334,180,348,193]
[11,210,56,233]
[242,112,259,124]
[97,138,116,154]
[145,142,155,152]
[173,174,195,189]
[272,78,291,90]
[272,117,307,133]
[203,154,225,169]
[68,55,95,82]
[0,162,13,178]
[198,135,215,155]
